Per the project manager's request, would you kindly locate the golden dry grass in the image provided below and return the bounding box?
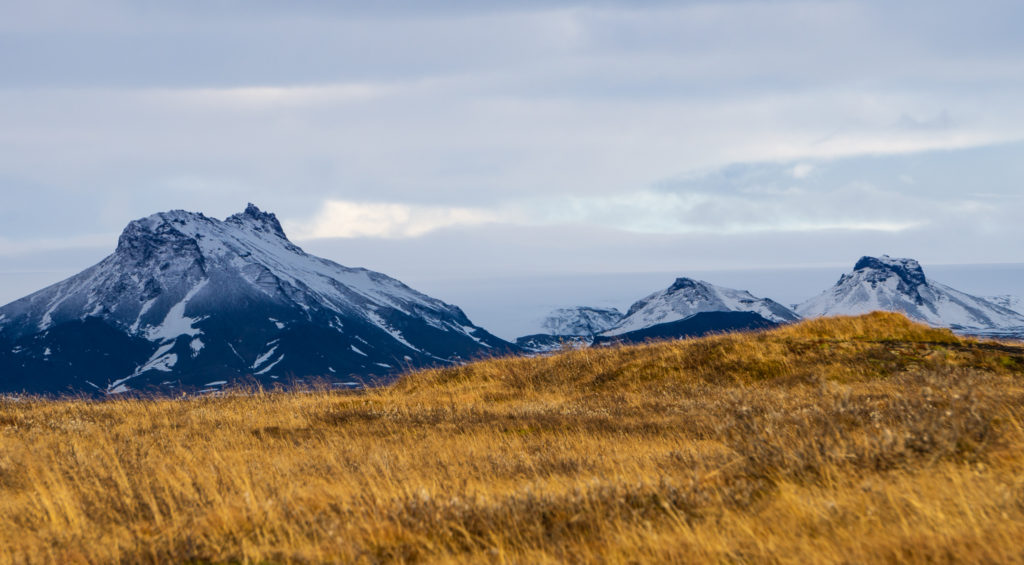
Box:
[1,312,1024,564]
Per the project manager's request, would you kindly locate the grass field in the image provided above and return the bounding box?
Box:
[1,312,1024,563]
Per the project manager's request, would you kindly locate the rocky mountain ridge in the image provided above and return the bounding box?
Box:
[0,205,512,395]
[796,255,1024,335]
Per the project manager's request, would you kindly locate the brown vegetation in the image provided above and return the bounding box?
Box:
[1,312,1023,563]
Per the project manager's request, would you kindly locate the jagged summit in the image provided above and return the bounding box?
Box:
[116,204,295,263]
[0,205,512,395]
[666,277,711,294]
[226,203,287,239]
[797,255,1024,333]
[115,209,209,261]
[846,256,928,302]
[602,277,800,337]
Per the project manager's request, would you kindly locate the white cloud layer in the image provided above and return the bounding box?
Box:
[291,201,502,239]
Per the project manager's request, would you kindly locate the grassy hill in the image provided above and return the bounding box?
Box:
[1,312,1023,563]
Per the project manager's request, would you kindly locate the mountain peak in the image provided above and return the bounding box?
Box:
[852,255,926,288]
[115,209,211,263]
[0,204,513,395]
[668,277,705,292]
[606,276,800,336]
[798,256,1024,332]
[225,203,287,239]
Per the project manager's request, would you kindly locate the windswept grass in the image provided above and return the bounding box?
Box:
[1,312,1023,563]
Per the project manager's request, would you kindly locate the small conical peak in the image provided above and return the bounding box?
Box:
[852,255,926,288]
[226,203,287,239]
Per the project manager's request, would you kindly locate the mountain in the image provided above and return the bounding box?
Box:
[0,205,513,395]
[796,256,1024,336]
[601,277,801,338]
[593,311,779,345]
[541,306,623,336]
[515,306,624,353]
[985,294,1022,314]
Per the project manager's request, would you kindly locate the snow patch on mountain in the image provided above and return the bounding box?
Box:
[138,342,177,372]
[147,280,209,342]
[254,355,284,375]
[985,294,1023,314]
[252,345,279,370]
[130,297,158,333]
[365,310,419,352]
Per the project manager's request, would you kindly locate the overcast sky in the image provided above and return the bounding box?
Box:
[2,0,1024,319]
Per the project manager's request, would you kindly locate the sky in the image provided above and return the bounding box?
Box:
[2,0,1024,335]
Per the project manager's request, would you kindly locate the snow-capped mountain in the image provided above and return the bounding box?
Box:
[797,256,1024,335]
[515,306,623,353]
[593,311,779,346]
[602,277,800,337]
[0,205,512,395]
[541,307,623,336]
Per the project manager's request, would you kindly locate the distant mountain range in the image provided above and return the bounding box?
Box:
[521,255,1024,350]
[1,205,1022,395]
[0,205,511,395]
[605,277,801,335]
